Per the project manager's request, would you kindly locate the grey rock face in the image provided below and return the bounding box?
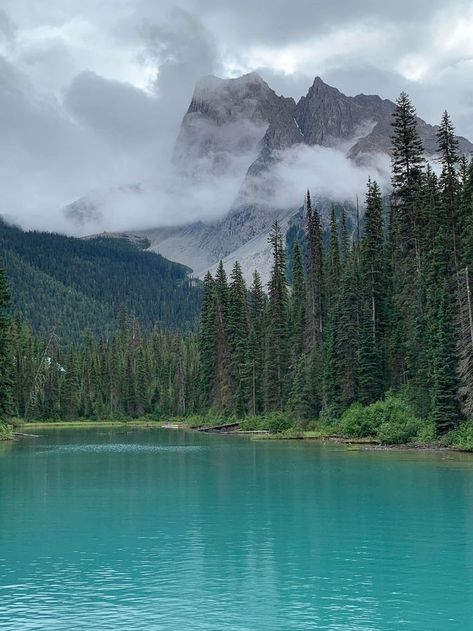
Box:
[69,73,473,283]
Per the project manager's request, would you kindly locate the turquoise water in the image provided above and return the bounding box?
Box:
[1,429,473,630]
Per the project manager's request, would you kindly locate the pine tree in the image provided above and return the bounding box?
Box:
[358,300,382,404]
[228,261,250,414]
[287,354,311,423]
[60,349,81,419]
[290,241,306,360]
[247,271,265,415]
[423,168,459,429]
[0,268,12,418]
[323,210,343,416]
[388,92,426,389]
[198,272,216,407]
[358,179,385,402]
[459,158,473,269]
[213,261,233,411]
[437,110,460,275]
[305,190,324,351]
[336,247,360,409]
[264,221,289,410]
[457,266,473,416]
[361,179,385,344]
[391,92,425,215]
[339,208,350,263]
[327,206,341,298]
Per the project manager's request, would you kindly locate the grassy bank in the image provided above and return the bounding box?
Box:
[10,399,473,452]
[14,418,166,430]
[168,399,473,452]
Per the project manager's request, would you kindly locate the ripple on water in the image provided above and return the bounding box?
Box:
[39,443,205,455]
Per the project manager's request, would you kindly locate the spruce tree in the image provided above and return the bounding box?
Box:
[323,210,343,416]
[0,268,12,418]
[305,190,324,351]
[264,221,289,411]
[391,92,425,214]
[228,261,250,414]
[361,179,385,344]
[290,241,306,360]
[437,110,460,275]
[287,354,311,423]
[247,271,265,415]
[359,179,385,402]
[60,349,81,419]
[423,168,459,429]
[336,245,360,409]
[457,266,473,416]
[198,272,217,407]
[213,261,233,411]
[388,91,425,389]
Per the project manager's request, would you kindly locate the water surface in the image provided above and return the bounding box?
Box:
[1,428,473,630]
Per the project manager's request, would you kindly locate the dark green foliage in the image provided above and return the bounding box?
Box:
[391,92,425,213]
[0,421,12,440]
[0,268,12,417]
[388,92,426,390]
[445,420,473,451]
[198,272,216,407]
[212,262,233,411]
[437,110,461,275]
[264,222,289,410]
[228,262,250,414]
[339,395,432,444]
[305,191,324,351]
[290,241,306,360]
[10,312,200,421]
[247,271,265,415]
[0,220,201,342]
[287,354,311,422]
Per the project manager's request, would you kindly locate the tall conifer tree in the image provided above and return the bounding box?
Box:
[265,222,289,410]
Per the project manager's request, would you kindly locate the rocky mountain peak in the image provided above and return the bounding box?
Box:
[295,77,367,147]
[70,73,473,285]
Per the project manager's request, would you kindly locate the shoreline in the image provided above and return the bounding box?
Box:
[9,418,472,454]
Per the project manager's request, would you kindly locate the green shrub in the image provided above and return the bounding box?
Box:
[338,403,378,438]
[445,421,473,451]
[266,413,293,434]
[0,421,13,441]
[377,417,423,445]
[240,413,293,434]
[338,395,432,445]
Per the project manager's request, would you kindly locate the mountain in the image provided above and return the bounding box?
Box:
[0,220,201,342]
[67,74,473,283]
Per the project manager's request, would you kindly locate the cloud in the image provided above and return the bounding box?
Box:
[64,72,159,146]
[0,0,472,233]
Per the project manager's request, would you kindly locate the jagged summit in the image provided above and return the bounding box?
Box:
[69,73,473,284]
[192,72,268,100]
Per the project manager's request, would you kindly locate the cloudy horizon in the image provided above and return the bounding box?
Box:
[1,0,473,233]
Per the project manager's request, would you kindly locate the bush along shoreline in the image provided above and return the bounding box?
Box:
[14,394,473,452]
[162,393,473,451]
[0,421,13,441]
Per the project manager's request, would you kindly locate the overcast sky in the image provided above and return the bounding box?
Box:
[1,0,473,231]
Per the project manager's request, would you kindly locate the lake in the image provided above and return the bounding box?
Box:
[1,427,473,630]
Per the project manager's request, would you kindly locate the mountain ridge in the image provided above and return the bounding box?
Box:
[67,73,473,283]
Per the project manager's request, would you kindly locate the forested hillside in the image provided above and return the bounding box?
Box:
[0,221,201,342]
[2,93,473,449]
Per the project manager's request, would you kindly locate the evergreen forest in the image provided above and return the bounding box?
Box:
[2,92,473,447]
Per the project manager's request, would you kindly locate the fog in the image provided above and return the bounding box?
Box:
[0,1,472,233]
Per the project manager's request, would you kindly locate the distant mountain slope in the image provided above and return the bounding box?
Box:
[0,220,201,342]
